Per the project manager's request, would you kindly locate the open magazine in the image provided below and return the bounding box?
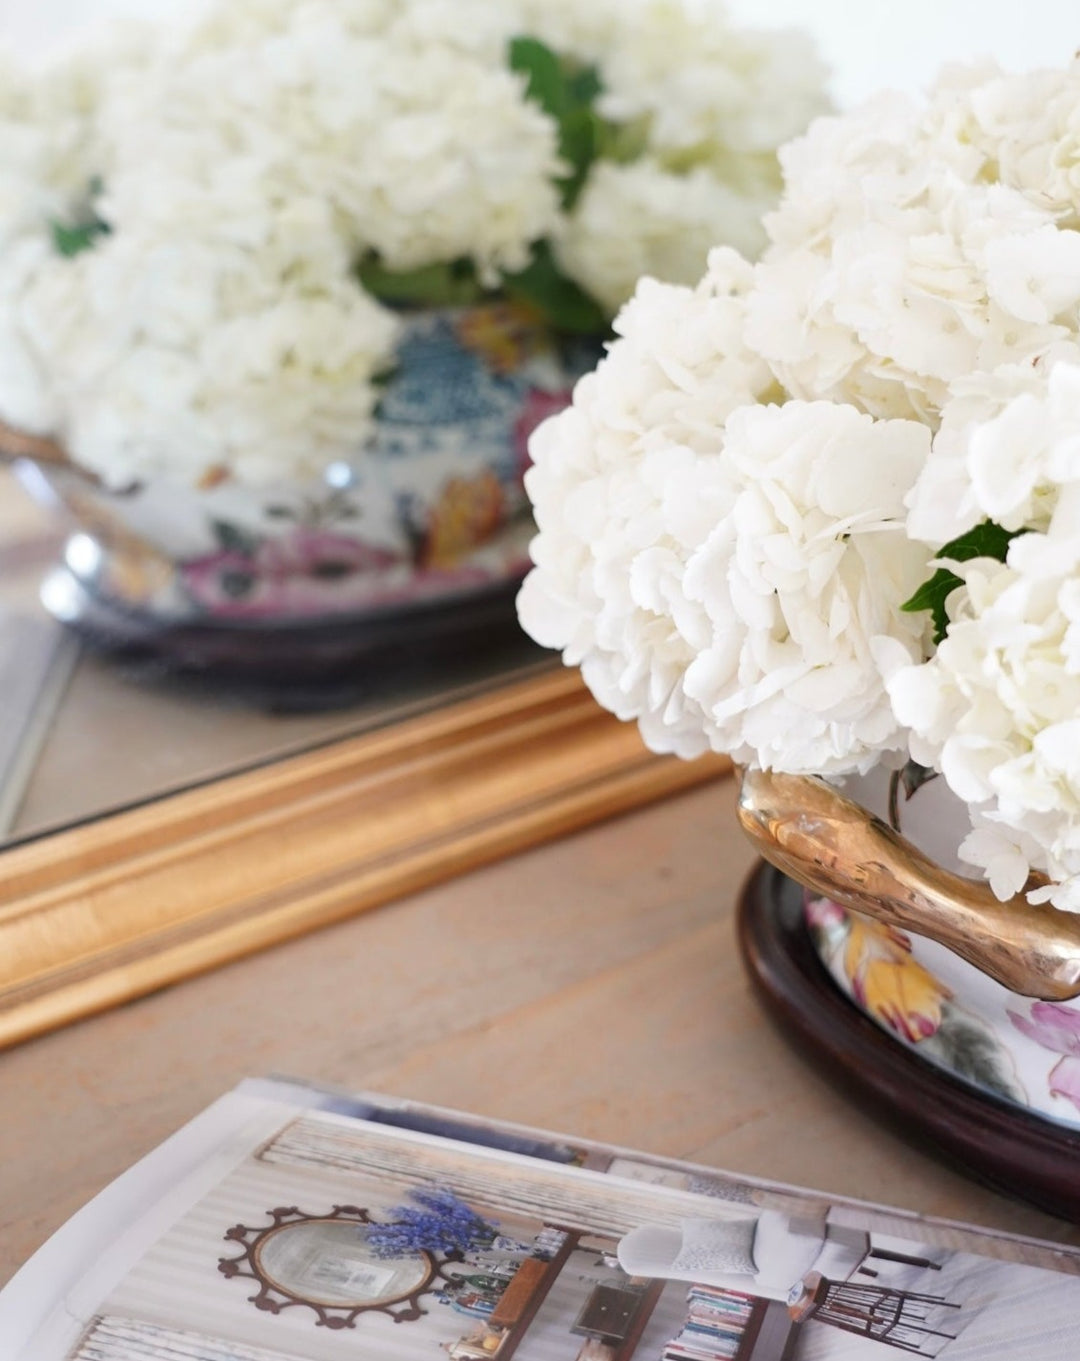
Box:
[3,1079,1080,1361]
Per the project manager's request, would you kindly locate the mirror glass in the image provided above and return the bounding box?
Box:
[1,0,1076,848]
[255,1220,431,1308]
[0,464,549,845]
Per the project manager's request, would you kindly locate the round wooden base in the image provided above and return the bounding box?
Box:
[737,861,1080,1223]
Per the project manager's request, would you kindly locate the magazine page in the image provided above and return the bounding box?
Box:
[3,1077,1080,1361]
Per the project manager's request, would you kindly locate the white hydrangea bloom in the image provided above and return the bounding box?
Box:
[513,0,625,63]
[591,0,830,161]
[956,58,1080,224]
[340,52,563,279]
[0,0,830,484]
[22,231,401,487]
[189,0,393,48]
[96,3,565,283]
[388,0,831,301]
[0,235,62,433]
[536,0,830,315]
[907,355,1080,547]
[520,49,1080,905]
[519,251,933,773]
[676,401,932,775]
[748,177,1080,424]
[387,0,526,61]
[519,250,776,758]
[0,57,68,249]
[888,550,1080,910]
[889,360,1080,906]
[556,158,770,316]
[0,38,141,433]
[745,68,1080,427]
[764,89,980,252]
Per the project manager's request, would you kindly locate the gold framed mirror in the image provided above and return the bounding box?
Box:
[18,0,1065,1054]
[0,469,728,1052]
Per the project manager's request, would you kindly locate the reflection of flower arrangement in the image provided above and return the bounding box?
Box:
[0,0,828,490]
[369,1188,500,1259]
[519,55,1080,912]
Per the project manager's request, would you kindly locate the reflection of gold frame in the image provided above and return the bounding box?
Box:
[0,668,729,1050]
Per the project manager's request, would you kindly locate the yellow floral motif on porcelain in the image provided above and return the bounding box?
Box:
[421,471,505,570]
[843,918,952,1045]
[455,304,548,375]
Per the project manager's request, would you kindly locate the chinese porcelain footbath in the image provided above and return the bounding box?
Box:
[806,768,1080,1131]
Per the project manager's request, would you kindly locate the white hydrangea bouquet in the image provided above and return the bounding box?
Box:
[519,55,1080,914]
[0,0,829,491]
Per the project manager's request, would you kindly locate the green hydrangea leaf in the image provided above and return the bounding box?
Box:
[357,256,485,308]
[565,64,602,107]
[50,218,109,258]
[902,520,1021,644]
[937,520,1019,565]
[901,567,963,644]
[557,107,600,209]
[508,36,568,117]
[501,240,608,335]
[50,176,111,257]
[509,35,605,210]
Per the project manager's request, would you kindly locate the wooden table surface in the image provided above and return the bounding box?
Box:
[4,778,1080,1287]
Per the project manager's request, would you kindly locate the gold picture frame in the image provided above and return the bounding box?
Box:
[0,667,729,1051]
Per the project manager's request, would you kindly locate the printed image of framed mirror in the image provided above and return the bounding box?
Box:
[220,1206,451,1328]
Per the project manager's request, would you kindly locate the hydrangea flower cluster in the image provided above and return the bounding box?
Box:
[0,0,828,489]
[519,55,1080,910]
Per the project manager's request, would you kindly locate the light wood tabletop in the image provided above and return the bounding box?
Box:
[4,778,1080,1287]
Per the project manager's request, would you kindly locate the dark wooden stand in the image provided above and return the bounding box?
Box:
[735,1298,798,1360]
[737,861,1080,1223]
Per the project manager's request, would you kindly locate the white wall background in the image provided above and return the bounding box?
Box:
[1,0,1079,105]
[725,0,1080,105]
[0,0,199,62]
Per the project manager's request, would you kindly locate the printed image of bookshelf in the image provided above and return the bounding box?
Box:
[663,1286,755,1360]
[662,1286,798,1361]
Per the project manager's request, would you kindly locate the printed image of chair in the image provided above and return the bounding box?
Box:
[806,1277,961,1356]
[617,1212,938,1305]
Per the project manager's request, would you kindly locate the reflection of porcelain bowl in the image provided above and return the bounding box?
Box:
[12,305,599,627]
[791,768,1080,1132]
